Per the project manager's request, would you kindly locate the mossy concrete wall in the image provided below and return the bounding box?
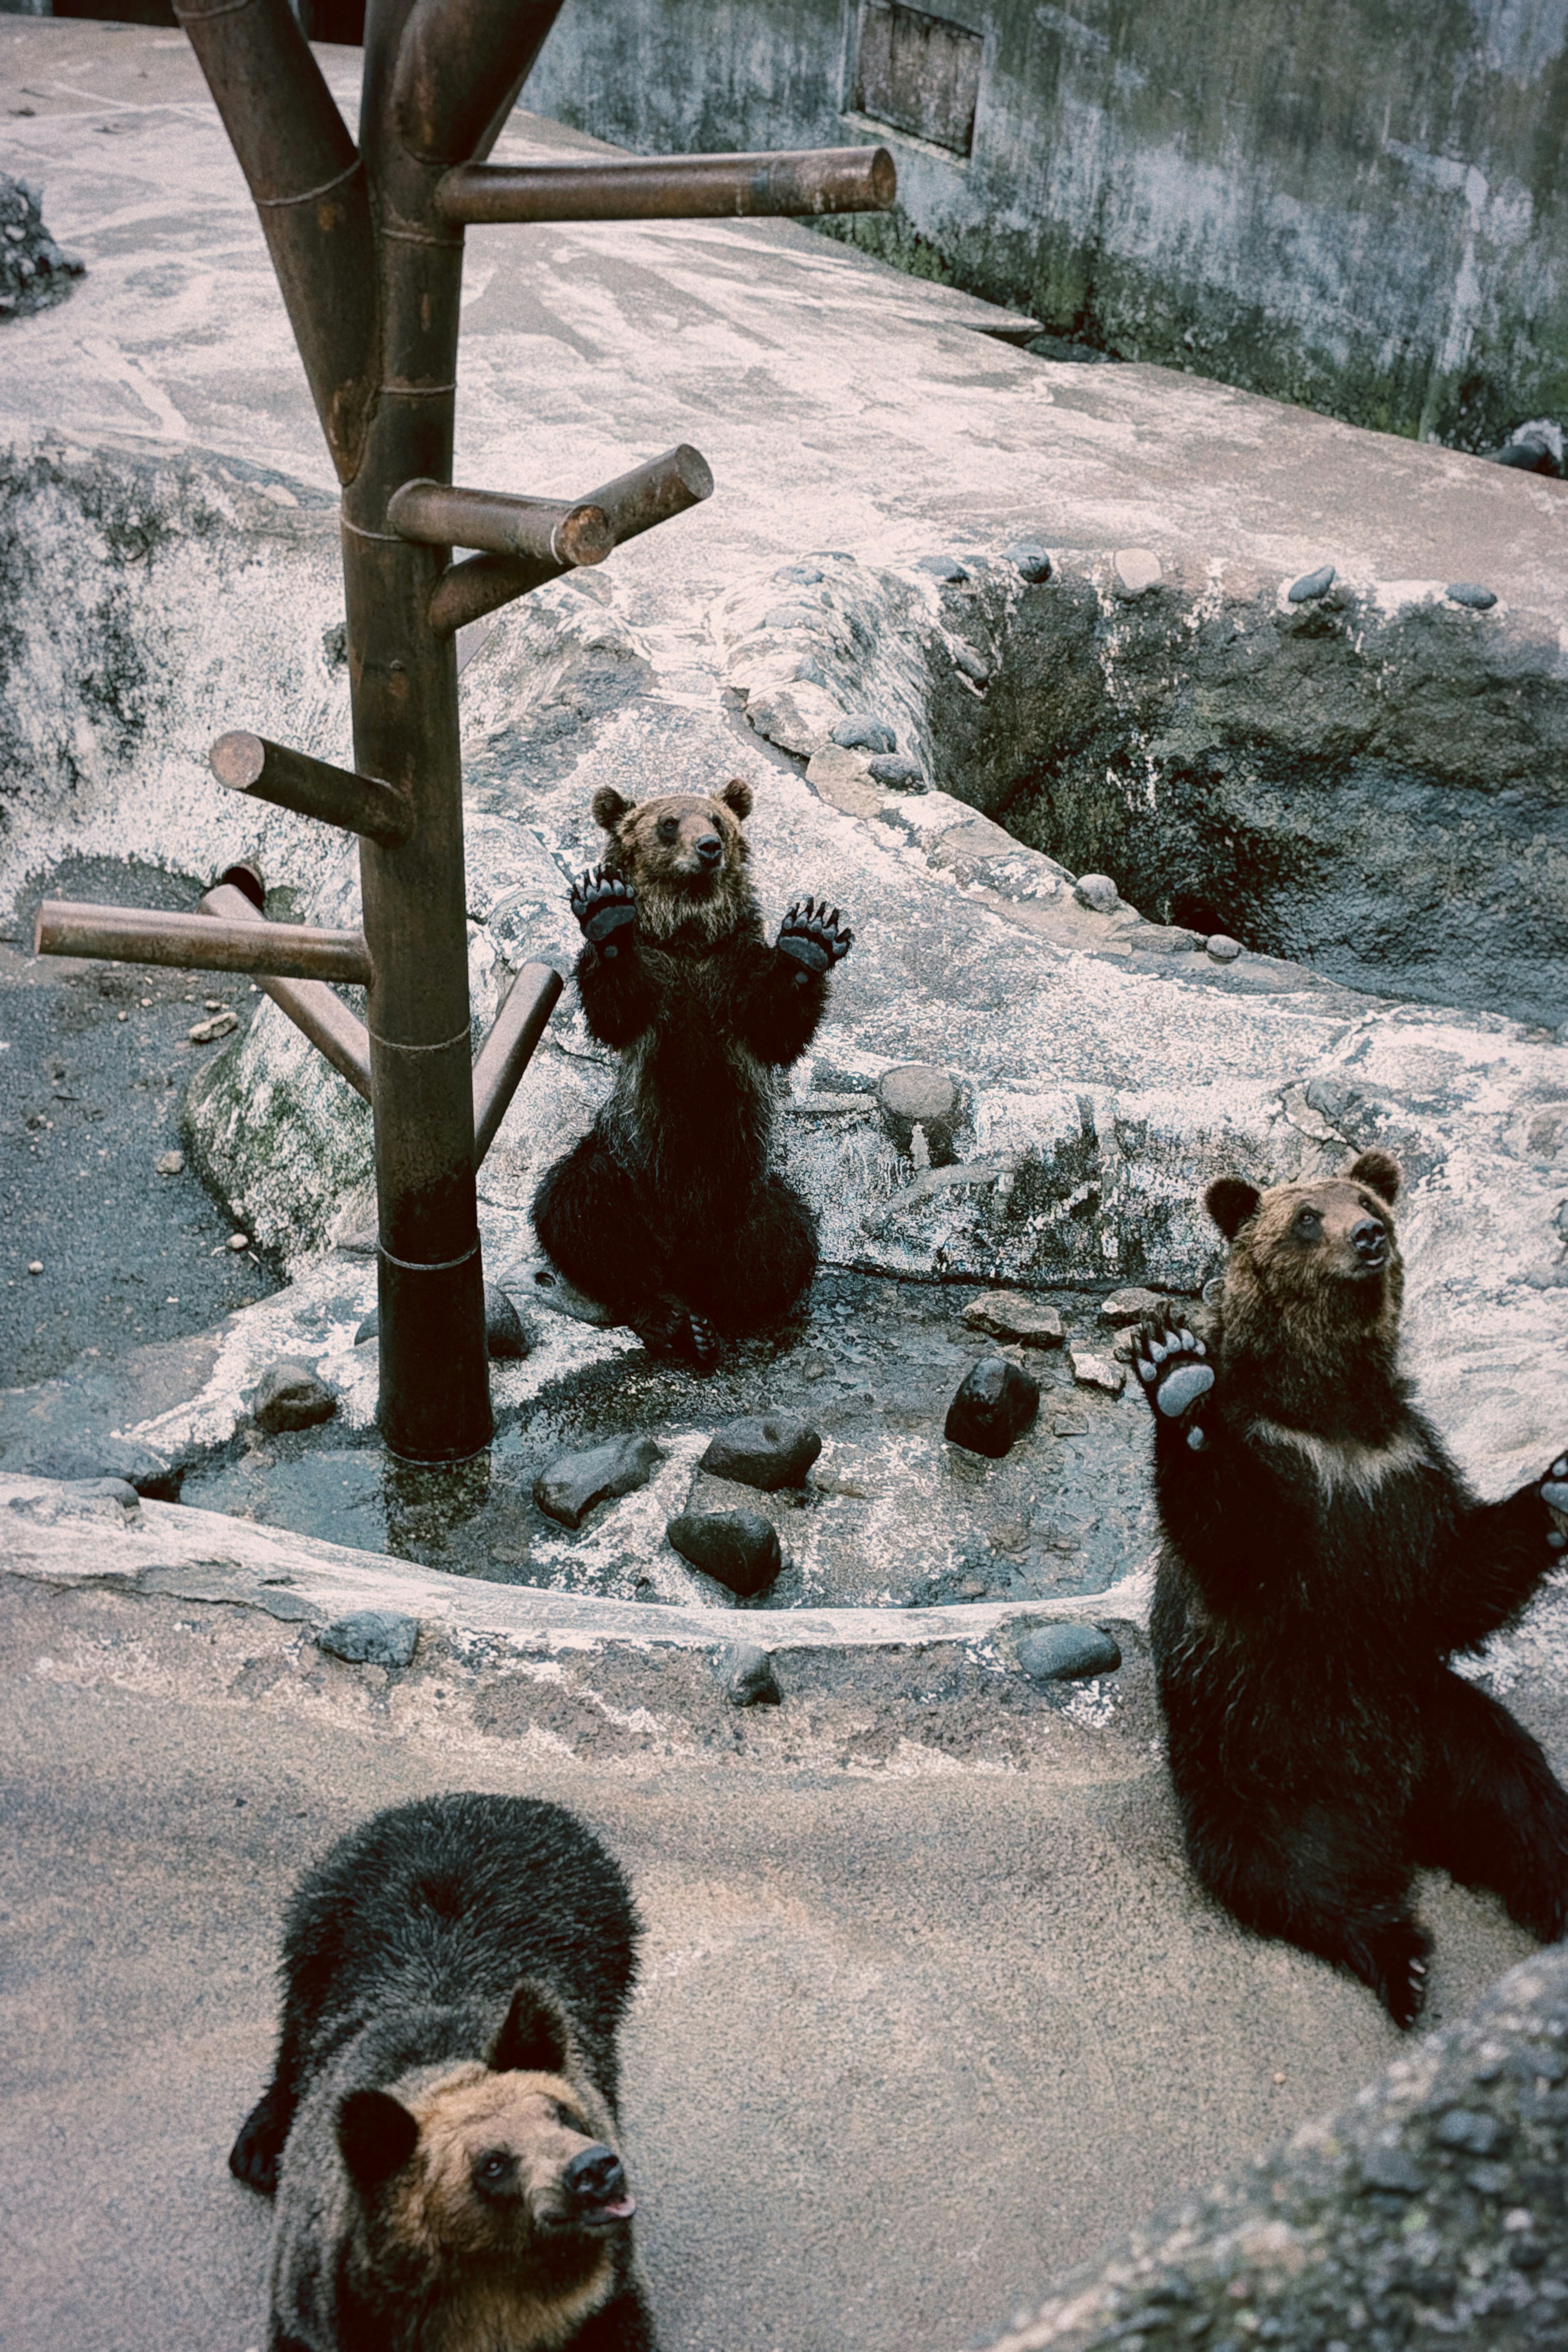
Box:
[522,0,1568,449]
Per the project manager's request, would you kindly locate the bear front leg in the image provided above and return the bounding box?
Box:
[739,898,853,1065]
[1132,1307,1215,1440]
[570,867,659,1049]
[1429,1453,1568,1653]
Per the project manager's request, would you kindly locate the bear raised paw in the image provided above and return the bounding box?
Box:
[534,779,850,1368]
[1146,1148,1568,2027]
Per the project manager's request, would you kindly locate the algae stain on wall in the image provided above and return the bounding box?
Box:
[520,0,1568,447]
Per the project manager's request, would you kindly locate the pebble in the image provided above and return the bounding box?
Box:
[154,1150,184,1176]
[1069,1349,1126,1396]
[700,1414,822,1491]
[667,1510,782,1598]
[1074,873,1120,913]
[877,1063,958,1163]
[866,753,923,790]
[715,1641,781,1706]
[1016,1623,1121,1682]
[1446,582,1498,610]
[27,1260,42,1274]
[1004,541,1052,583]
[1113,547,1161,597]
[1099,1287,1164,1326]
[24,1435,179,1499]
[1359,2142,1429,2194]
[831,713,896,754]
[917,552,969,582]
[1287,564,1336,602]
[316,1608,420,1669]
[1205,933,1243,962]
[535,1433,664,1528]
[1434,2108,1507,2157]
[945,1355,1040,1459]
[227,1232,249,1251]
[187,1010,238,1043]
[252,1359,338,1435]
[951,644,989,685]
[962,1290,1064,1348]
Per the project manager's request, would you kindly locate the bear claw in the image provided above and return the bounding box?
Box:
[1367,1919,1432,2029]
[777,898,854,977]
[570,866,637,950]
[1133,1311,1214,1422]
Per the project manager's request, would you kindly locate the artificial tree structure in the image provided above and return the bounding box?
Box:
[36,0,893,1462]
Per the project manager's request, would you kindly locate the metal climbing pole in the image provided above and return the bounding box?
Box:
[35,0,894,1461]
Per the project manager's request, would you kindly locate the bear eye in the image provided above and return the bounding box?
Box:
[1292,1207,1323,1238]
[656,816,679,844]
[477,2151,512,2183]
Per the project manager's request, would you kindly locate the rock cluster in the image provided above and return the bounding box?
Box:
[0,175,84,322]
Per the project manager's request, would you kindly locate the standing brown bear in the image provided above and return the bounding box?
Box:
[1132,1148,1568,2027]
[532,778,851,1367]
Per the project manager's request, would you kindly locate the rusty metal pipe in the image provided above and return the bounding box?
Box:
[437,145,897,224]
[173,0,379,483]
[35,900,373,984]
[392,0,564,165]
[387,481,613,566]
[427,443,713,635]
[209,732,414,846]
[471,960,563,1165]
[199,881,374,1101]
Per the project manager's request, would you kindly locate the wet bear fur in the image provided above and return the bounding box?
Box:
[229,1792,654,2352]
[1135,1149,1568,2028]
[532,779,848,1361]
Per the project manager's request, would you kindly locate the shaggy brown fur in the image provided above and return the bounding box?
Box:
[1135,1148,1568,2027]
[592,780,754,942]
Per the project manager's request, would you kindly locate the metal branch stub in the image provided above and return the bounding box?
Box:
[388,480,614,567]
[34,900,373,985]
[436,145,898,223]
[209,732,414,846]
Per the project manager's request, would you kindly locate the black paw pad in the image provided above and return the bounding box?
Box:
[570,866,637,949]
[777,897,854,976]
[1132,1314,1214,1420]
[1544,1454,1568,1548]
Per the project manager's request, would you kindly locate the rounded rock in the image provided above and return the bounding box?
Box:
[1446,582,1498,610]
[866,753,923,791]
[714,1641,782,1706]
[917,552,968,582]
[945,1355,1040,1459]
[962,1290,1064,1348]
[1004,541,1052,584]
[1205,933,1243,962]
[1017,1623,1121,1682]
[252,1360,337,1435]
[1113,548,1161,598]
[700,1414,822,1491]
[535,1434,663,1529]
[1074,873,1120,915]
[1287,564,1335,603]
[1099,1286,1165,1326]
[831,713,897,755]
[878,1062,958,1163]
[316,1609,420,1669]
[951,644,989,685]
[668,1511,782,1599]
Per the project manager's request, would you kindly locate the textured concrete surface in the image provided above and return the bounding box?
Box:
[1,1551,1559,2352]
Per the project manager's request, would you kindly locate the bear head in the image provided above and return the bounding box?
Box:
[592,777,754,941]
[335,1980,633,2319]
[1204,1148,1404,1372]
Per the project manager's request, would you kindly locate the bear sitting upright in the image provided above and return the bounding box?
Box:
[532,777,851,1366]
[229,1792,655,2352]
[1132,1148,1568,2027]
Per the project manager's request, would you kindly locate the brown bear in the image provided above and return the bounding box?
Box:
[1131,1149,1568,2027]
[229,1793,655,2352]
[532,778,851,1367]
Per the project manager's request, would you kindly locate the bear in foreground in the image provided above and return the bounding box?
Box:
[1132,1148,1568,2027]
[532,779,851,1368]
[229,1792,654,2352]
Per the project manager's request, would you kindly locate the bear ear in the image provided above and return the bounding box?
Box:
[1205,1176,1261,1241]
[338,2090,419,2191]
[591,786,630,831]
[490,1979,572,2077]
[719,777,753,820]
[1348,1148,1400,1206]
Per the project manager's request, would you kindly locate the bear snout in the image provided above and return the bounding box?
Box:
[696,832,723,868]
[1352,1216,1388,1269]
[561,2144,633,2224]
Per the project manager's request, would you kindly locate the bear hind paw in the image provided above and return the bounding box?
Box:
[229,2092,290,2195]
[1133,1310,1215,1422]
[1362,1918,1432,2031]
[1541,1455,1568,1551]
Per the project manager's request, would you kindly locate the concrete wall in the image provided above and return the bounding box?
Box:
[521,0,1568,449]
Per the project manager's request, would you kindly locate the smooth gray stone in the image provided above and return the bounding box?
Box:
[252,1360,337,1435]
[866,753,923,789]
[535,1434,664,1528]
[1156,1362,1215,1418]
[714,1641,781,1706]
[699,1414,821,1492]
[1359,2142,1429,2194]
[1004,541,1052,582]
[831,713,896,754]
[1205,933,1243,962]
[951,644,989,684]
[1541,1481,1568,1513]
[1287,563,1336,601]
[1433,2107,1506,2156]
[1446,582,1497,609]
[669,1510,782,1598]
[24,1437,179,1499]
[917,552,968,581]
[944,1356,1040,1459]
[1074,873,1119,913]
[316,1609,419,1669]
[1017,1623,1121,1682]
